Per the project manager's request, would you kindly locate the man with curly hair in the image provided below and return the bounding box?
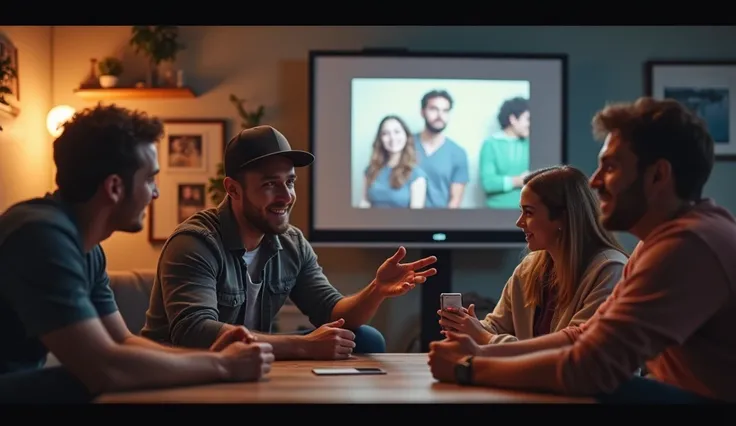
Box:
[0,104,274,403]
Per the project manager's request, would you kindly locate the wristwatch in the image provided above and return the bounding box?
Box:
[454,355,474,385]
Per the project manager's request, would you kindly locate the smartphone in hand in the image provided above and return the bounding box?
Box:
[439,293,463,331]
[440,293,463,311]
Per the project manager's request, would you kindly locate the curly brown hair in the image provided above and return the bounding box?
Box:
[365,115,417,189]
[54,103,164,202]
[592,97,714,201]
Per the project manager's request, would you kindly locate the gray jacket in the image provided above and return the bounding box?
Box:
[141,197,343,348]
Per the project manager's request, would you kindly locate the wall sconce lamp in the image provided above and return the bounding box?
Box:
[46,105,76,138]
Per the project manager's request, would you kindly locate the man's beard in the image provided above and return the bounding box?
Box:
[112,194,146,233]
[424,119,446,134]
[241,194,290,235]
[599,174,648,231]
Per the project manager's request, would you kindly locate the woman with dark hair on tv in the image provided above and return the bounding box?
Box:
[438,165,628,344]
[359,115,428,209]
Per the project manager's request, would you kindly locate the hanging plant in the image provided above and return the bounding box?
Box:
[207,94,266,205]
[0,55,18,131]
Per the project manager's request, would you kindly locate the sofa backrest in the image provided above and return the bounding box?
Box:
[108,269,156,335]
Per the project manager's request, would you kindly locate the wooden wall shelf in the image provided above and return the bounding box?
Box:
[73,87,197,101]
[0,102,20,117]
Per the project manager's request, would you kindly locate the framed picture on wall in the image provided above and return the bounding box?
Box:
[645,60,736,160]
[149,119,227,244]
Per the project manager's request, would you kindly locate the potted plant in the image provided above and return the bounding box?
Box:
[129,26,185,87]
[207,94,266,205]
[98,57,123,88]
[230,93,265,129]
[0,55,18,130]
[0,55,18,107]
[207,162,227,205]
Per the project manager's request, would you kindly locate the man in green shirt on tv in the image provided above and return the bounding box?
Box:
[479,97,531,209]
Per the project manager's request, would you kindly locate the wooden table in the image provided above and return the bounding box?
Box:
[96,354,594,404]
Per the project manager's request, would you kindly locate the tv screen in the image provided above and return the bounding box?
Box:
[308,50,567,248]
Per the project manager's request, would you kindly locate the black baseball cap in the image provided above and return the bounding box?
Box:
[224,125,314,178]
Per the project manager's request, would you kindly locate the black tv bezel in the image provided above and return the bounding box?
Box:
[306,49,568,248]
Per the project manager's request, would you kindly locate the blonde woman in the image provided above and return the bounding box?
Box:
[438,165,628,344]
[359,115,427,209]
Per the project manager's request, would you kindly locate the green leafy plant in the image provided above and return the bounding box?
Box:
[207,94,266,205]
[0,55,18,131]
[207,162,227,205]
[129,26,185,66]
[0,55,18,106]
[229,94,265,129]
[129,26,185,87]
[98,57,123,77]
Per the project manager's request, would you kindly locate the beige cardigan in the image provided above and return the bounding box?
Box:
[481,248,628,344]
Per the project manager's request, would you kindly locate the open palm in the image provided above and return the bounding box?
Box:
[375,247,438,297]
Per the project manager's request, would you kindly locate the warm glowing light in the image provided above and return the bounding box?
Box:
[46,105,76,138]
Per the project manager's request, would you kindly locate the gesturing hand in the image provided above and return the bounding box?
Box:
[303,318,357,360]
[374,246,438,298]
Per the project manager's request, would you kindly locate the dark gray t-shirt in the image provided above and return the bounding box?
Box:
[0,193,118,374]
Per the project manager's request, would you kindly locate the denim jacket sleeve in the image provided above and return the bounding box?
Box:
[158,231,225,349]
[286,231,344,327]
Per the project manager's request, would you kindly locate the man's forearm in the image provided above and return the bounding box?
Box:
[448,183,465,208]
[250,332,306,360]
[123,334,194,353]
[96,345,228,394]
[173,321,307,359]
[471,347,567,394]
[479,330,572,357]
[330,280,385,329]
[448,193,463,208]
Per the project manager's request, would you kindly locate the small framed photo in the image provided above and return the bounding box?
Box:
[167,134,205,171]
[177,183,206,223]
[149,119,227,244]
[645,60,736,160]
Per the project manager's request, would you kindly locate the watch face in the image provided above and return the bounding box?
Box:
[454,360,472,385]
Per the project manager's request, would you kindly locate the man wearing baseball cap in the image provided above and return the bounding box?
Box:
[142,125,438,359]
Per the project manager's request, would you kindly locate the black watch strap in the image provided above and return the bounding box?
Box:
[455,355,474,385]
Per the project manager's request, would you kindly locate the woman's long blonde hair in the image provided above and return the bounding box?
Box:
[365,115,416,189]
[519,165,627,308]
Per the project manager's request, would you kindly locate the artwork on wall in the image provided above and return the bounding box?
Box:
[149,119,226,244]
[177,183,206,223]
[167,134,206,172]
[0,33,19,104]
[645,60,736,160]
